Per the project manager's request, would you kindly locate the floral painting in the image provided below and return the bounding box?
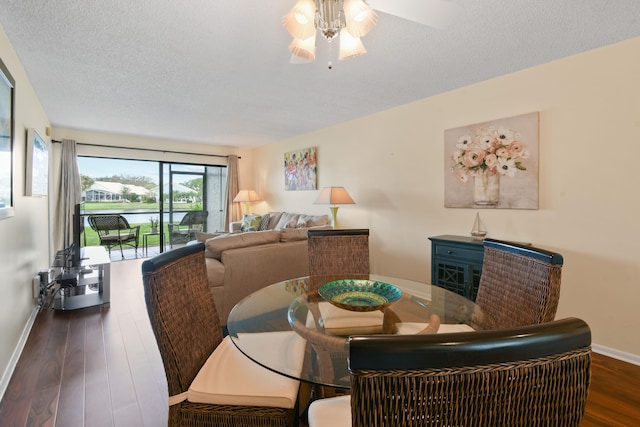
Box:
[284,146,317,191]
[444,112,539,209]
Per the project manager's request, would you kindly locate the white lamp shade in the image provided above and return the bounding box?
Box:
[289,34,317,61]
[314,187,355,205]
[338,30,366,60]
[233,190,262,203]
[283,0,317,40]
[343,0,378,37]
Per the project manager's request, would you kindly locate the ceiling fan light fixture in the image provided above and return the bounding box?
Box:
[283,0,317,39]
[343,0,377,37]
[338,29,366,60]
[284,0,376,64]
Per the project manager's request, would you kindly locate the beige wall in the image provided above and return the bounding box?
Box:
[253,37,640,358]
[0,26,51,380]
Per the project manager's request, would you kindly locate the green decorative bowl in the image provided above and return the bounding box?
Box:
[318,279,402,312]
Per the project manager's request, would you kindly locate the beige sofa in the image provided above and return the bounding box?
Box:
[197,212,331,324]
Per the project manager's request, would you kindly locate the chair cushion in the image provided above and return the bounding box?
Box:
[308,395,351,427]
[187,334,302,409]
[395,322,475,335]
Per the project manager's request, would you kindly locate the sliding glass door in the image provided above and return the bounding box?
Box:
[162,163,227,246]
[78,157,226,254]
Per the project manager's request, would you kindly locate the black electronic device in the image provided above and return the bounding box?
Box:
[71,203,82,267]
[56,272,78,287]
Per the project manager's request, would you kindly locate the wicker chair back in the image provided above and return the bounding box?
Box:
[347,317,591,427]
[475,238,563,329]
[307,229,370,277]
[142,243,297,427]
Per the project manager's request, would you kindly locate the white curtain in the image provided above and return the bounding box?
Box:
[224,155,241,230]
[56,139,82,247]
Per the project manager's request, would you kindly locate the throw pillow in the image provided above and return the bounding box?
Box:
[241,214,262,232]
[258,214,271,231]
[275,212,300,230]
[266,212,283,230]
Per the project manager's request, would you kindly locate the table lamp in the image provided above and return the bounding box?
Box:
[314,186,355,229]
[233,190,262,214]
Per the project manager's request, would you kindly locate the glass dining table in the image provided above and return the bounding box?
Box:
[226,274,487,390]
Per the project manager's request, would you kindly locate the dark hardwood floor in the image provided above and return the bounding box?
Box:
[0,257,638,426]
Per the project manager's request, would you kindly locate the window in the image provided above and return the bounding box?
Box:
[78,156,227,250]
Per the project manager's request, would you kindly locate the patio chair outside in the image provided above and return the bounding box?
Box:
[168,210,208,247]
[87,214,140,259]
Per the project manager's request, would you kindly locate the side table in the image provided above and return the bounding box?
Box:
[143,231,165,255]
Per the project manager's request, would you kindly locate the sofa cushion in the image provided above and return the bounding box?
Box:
[280,228,308,242]
[240,214,263,232]
[195,231,227,243]
[205,230,281,259]
[274,212,299,230]
[205,257,225,287]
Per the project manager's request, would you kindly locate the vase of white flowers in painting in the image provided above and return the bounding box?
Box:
[451,125,529,207]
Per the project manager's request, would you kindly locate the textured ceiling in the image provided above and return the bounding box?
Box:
[1,0,639,148]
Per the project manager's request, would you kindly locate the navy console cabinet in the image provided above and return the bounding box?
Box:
[429,235,484,302]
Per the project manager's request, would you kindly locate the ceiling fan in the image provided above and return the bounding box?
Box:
[283,0,461,65]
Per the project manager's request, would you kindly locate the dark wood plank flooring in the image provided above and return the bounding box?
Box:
[0,258,638,426]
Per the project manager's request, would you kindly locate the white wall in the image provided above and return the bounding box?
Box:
[253,37,640,358]
[0,26,51,383]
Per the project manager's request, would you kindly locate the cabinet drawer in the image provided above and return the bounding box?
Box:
[434,244,483,262]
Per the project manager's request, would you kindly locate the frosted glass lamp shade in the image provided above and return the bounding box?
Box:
[343,0,378,37]
[338,30,366,60]
[283,0,317,40]
[289,34,317,61]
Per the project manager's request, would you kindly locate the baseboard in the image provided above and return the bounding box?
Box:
[593,343,640,366]
[0,305,40,402]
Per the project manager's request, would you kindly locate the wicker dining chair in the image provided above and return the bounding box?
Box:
[308,317,592,427]
[474,238,564,329]
[142,243,300,427]
[307,228,370,277]
[87,214,140,258]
